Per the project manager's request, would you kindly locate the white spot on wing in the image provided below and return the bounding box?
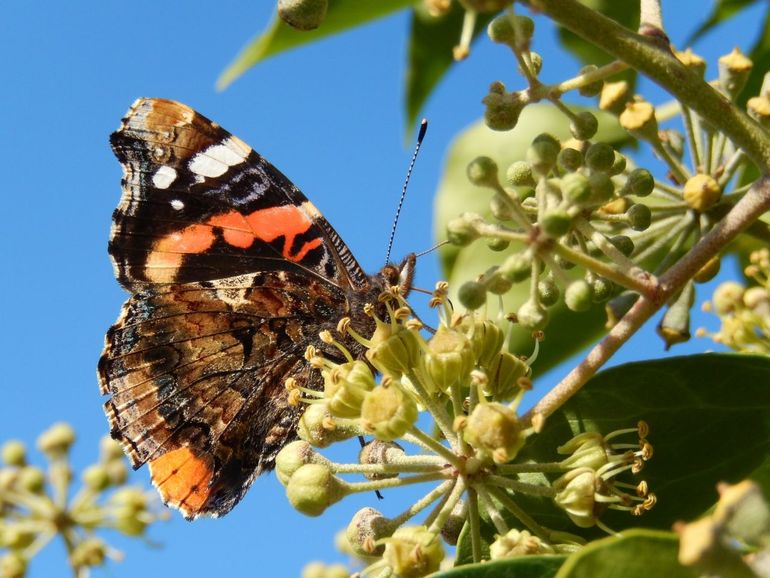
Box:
[188,137,249,178]
[152,166,178,189]
[171,199,184,210]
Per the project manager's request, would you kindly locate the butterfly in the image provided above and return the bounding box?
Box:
[98,98,414,519]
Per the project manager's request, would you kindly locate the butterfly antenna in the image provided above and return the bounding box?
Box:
[384,119,428,266]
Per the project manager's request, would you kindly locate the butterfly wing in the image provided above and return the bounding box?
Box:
[101,98,378,518]
[108,97,370,291]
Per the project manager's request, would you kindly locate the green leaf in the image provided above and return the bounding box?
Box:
[557,0,638,88]
[687,0,761,44]
[405,5,493,131]
[554,530,696,578]
[433,105,628,374]
[437,555,566,578]
[522,354,770,534]
[217,0,415,89]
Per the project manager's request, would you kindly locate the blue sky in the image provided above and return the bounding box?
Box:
[0,1,766,576]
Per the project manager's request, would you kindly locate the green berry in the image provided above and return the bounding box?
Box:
[588,172,614,203]
[569,111,598,141]
[517,299,548,329]
[557,147,583,173]
[565,280,593,312]
[467,156,499,188]
[584,142,615,172]
[458,281,487,310]
[621,168,654,197]
[506,161,535,187]
[286,463,346,517]
[540,207,572,237]
[609,235,635,257]
[537,278,560,307]
[577,65,603,97]
[561,172,591,204]
[626,203,652,231]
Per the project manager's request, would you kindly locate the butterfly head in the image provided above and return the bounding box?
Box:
[378,253,416,297]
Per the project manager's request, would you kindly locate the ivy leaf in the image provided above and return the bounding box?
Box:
[217,0,415,89]
[687,0,761,44]
[554,530,696,578]
[437,555,566,578]
[405,4,493,131]
[433,105,627,374]
[521,354,770,534]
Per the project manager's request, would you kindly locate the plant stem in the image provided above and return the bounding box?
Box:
[467,487,483,563]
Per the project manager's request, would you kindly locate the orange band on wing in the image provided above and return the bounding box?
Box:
[149,447,214,517]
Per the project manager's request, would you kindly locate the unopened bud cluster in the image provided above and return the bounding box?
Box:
[0,425,166,577]
[448,40,764,349]
[277,283,655,574]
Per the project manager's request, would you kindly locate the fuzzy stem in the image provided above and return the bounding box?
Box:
[390,479,455,528]
[404,428,461,468]
[467,487,483,563]
[475,486,510,535]
[427,476,466,534]
[346,472,447,494]
[486,474,556,497]
[486,486,550,540]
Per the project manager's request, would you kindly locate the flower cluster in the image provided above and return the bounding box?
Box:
[699,248,770,354]
[444,9,766,350]
[278,284,654,577]
[0,423,167,578]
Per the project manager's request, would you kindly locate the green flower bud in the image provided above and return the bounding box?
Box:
[483,351,529,400]
[718,47,753,99]
[461,317,505,368]
[500,253,532,283]
[487,14,533,48]
[599,80,631,115]
[506,161,536,187]
[694,255,721,283]
[553,467,599,528]
[609,151,627,176]
[0,553,27,578]
[713,281,745,315]
[113,506,148,537]
[467,156,499,188]
[577,65,603,97]
[490,193,514,221]
[464,402,523,463]
[82,464,111,492]
[346,507,392,556]
[286,463,347,517]
[483,268,512,295]
[557,148,583,173]
[540,207,572,238]
[526,51,543,76]
[517,299,548,330]
[278,0,328,31]
[1,441,26,467]
[486,236,510,252]
[569,111,598,141]
[0,525,35,550]
[483,82,525,131]
[17,467,45,494]
[683,173,722,212]
[490,529,555,558]
[626,203,652,231]
[620,168,654,197]
[105,459,128,486]
[366,326,421,379]
[276,440,317,486]
[424,325,474,391]
[619,99,658,141]
[70,537,107,568]
[537,278,560,307]
[37,422,76,458]
[360,385,418,442]
[565,280,593,312]
[585,142,615,172]
[359,440,405,480]
[446,214,481,246]
[324,360,375,418]
[298,402,358,448]
[561,172,591,204]
[606,292,639,327]
[590,276,614,303]
[588,172,614,203]
[527,135,560,176]
[558,432,609,471]
[458,281,487,310]
[109,487,148,512]
[383,526,444,578]
[100,437,125,463]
